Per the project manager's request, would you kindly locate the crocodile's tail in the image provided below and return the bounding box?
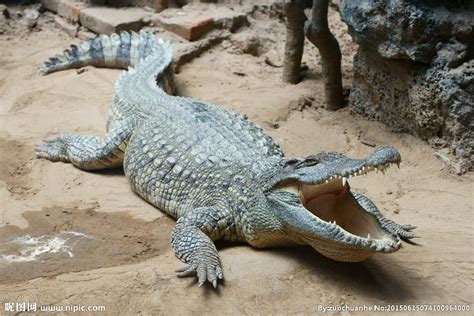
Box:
[40,31,163,74]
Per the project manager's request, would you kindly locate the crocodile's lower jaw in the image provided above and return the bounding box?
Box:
[302,235,376,262]
[298,179,400,262]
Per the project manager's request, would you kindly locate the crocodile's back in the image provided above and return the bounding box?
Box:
[124,95,282,218]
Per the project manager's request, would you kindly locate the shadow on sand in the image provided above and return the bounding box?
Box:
[273,246,422,302]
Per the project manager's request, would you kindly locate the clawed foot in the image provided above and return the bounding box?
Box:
[35,137,68,162]
[176,260,223,288]
[382,219,417,239]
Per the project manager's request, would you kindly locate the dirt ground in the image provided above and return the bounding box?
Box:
[0,4,472,315]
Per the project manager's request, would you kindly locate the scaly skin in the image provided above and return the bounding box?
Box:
[36,31,416,288]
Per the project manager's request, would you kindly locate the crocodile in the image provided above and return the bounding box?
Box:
[36,31,416,288]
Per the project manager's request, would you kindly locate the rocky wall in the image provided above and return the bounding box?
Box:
[340,0,473,172]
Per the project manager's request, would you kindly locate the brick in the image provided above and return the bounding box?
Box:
[57,0,88,23]
[155,15,214,41]
[151,4,251,41]
[41,0,60,13]
[79,7,150,34]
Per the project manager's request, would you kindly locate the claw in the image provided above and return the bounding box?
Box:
[197,266,207,287]
[176,265,197,277]
[176,263,223,287]
[175,265,189,273]
[398,229,417,239]
[217,268,223,279]
[401,224,417,231]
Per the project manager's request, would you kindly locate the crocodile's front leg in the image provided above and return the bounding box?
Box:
[35,119,134,170]
[172,206,235,288]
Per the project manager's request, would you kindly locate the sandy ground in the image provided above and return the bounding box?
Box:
[0,4,473,315]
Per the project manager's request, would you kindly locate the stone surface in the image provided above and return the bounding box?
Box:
[24,8,41,20]
[151,3,250,41]
[77,26,96,40]
[124,0,168,11]
[173,30,229,69]
[211,5,248,32]
[340,0,474,172]
[229,31,260,56]
[155,14,214,41]
[79,7,151,34]
[41,0,60,13]
[54,14,79,37]
[57,0,87,23]
[0,4,10,19]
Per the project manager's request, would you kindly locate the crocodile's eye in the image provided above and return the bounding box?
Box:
[300,155,320,166]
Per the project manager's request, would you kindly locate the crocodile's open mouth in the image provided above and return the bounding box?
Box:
[295,162,401,259]
[300,179,389,242]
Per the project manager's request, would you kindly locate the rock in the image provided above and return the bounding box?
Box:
[24,8,40,21]
[155,14,215,41]
[341,0,474,172]
[24,17,38,31]
[77,26,96,40]
[360,139,376,147]
[79,7,151,34]
[434,151,466,175]
[289,96,313,112]
[263,49,283,68]
[230,32,260,56]
[41,0,60,13]
[0,4,10,19]
[152,0,169,12]
[212,6,249,32]
[54,15,79,37]
[57,0,87,23]
[173,30,229,70]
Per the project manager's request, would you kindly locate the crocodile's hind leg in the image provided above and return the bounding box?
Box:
[35,120,134,170]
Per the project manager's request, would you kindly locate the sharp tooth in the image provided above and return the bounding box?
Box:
[325,180,329,183]
[367,233,371,240]
[342,177,348,186]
